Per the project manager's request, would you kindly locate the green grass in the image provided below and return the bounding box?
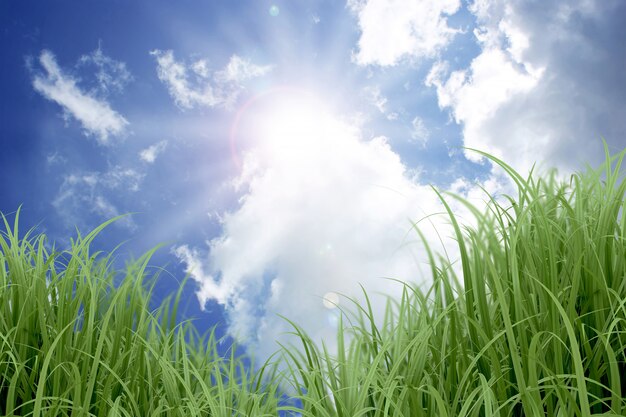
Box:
[0,216,282,416]
[1,147,625,416]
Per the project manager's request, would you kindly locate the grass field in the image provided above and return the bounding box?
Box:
[1,148,625,416]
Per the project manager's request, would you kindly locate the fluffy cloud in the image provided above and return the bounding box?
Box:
[31,50,129,145]
[349,0,462,66]
[139,140,168,164]
[426,0,626,173]
[53,166,144,231]
[151,50,272,110]
[174,96,464,360]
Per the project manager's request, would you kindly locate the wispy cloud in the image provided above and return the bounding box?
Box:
[31,50,129,145]
[214,55,272,84]
[46,151,67,166]
[362,86,398,120]
[349,0,461,66]
[410,116,429,146]
[139,140,168,164]
[151,50,272,110]
[78,45,132,95]
[366,86,388,114]
[53,166,144,231]
[425,0,626,173]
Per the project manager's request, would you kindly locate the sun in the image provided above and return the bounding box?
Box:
[229,87,349,170]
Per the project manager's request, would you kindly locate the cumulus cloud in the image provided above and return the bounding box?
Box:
[349,0,462,66]
[53,166,144,231]
[151,50,272,110]
[425,49,544,169]
[31,50,129,145]
[426,0,626,173]
[139,140,168,164]
[174,97,465,361]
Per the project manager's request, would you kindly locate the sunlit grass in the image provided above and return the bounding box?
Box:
[0,215,281,416]
[282,146,626,417]
[1,146,625,416]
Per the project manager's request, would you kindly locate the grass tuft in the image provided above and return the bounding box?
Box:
[283,146,626,417]
[0,213,281,416]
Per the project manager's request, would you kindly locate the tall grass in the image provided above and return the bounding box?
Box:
[1,148,625,416]
[282,147,626,417]
[0,215,281,416]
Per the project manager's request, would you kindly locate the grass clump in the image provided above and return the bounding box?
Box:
[0,148,625,416]
[0,216,282,416]
[282,147,626,417]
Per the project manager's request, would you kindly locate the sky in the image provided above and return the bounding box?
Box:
[1,0,625,362]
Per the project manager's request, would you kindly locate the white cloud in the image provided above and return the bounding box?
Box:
[174,97,463,361]
[152,50,217,109]
[139,140,168,164]
[215,55,272,84]
[78,45,132,95]
[410,116,429,146]
[53,166,144,231]
[151,50,272,110]
[191,59,210,78]
[349,0,462,66]
[363,85,388,114]
[46,151,67,166]
[426,48,544,169]
[362,86,399,120]
[32,50,129,145]
[99,167,144,191]
[426,0,626,173]
[92,196,123,221]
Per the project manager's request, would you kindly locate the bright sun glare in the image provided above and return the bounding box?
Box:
[230,87,349,169]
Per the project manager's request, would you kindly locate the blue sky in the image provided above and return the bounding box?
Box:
[1,0,625,360]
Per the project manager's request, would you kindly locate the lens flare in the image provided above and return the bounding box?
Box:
[269,5,279,17]
[322,292,339,309]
